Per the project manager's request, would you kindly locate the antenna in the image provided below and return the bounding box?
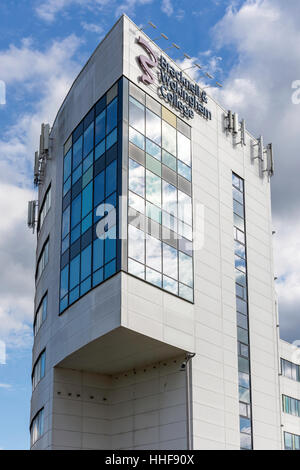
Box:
[140,21,157,31]
[182,62,202,72]
[226,110,233,132]
[27,200,38,233]
[39,130,44,156]
[252,136,264,161]
[43,124,50,152]
[233,113,239,134]
[153,33,168,41]
[264,143,274,176]
[163,42,180,52]
[34,151,40,181]
[241,119,246,146]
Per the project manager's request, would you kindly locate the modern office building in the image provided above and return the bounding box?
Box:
[29,15,297,450]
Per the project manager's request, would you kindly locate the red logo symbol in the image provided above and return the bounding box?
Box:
[137,36,158,85]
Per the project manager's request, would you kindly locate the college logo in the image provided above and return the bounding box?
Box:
[137,36,158,85]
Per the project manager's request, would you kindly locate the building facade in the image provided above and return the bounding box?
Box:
[30,15,289,450]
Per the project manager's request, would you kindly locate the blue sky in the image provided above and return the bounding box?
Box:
[0,0,300,450]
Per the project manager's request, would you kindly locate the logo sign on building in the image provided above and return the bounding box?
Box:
[137,36,211,121]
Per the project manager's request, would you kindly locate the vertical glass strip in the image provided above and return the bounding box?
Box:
[232,173,253,450]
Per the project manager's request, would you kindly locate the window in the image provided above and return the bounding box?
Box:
[127,84,193,302]
[32,350,46,391]
[232,172,252,450]
[281,358,300,382]
[284,432,300,450]
[30,408,44,446]
[37,185,51,234]
[60,81,121,314]
[34,294,47,336]
[36,239,49,282]
[282,395,300,417]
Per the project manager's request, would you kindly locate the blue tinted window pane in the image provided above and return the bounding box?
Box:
[81,212,92,234]
[70,255,80,290]
[105,259,116,279]
[106,128,117,150]
[106,98,117,134]
[40,353,45,378]
[105,226,116,263]
[95,140,105,160]
[106,192,117,210]
[82,181,93,218]
[81,245,91,281]
[80,276,91,296]
[42,296,47,321]
[72,164,82,184]
[61,235,69,254]
[60,296,68,313]
[93,237,104,271]
[62,206,70,239]
[146,139,161,161]
[83,151,93,172]
[63,176,71,196]
[64,149,71,182]
[178,160,191,181]
[94,171,105,207]
[71,224,80,244]
[60,265,69,299]
[129,127,145,150]
[93,268,103,287]
[83,122,94,157]
[71,194,81,228]
[95,110,106,145]
[72,136,83,169]
[106,160,117,196]
[69,286,79,304]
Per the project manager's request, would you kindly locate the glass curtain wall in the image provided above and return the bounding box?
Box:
[59,80,122,313]
[126,81,194,302]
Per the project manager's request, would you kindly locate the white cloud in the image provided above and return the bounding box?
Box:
[0,35,83,349]
[81,22,104,35]
[35,0,149,22]
[115,0,153,17]
[211,0,300,342]
[0,383,12,390]
[161,0,173,16]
